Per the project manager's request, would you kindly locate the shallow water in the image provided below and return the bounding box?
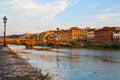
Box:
[9,44,120,80]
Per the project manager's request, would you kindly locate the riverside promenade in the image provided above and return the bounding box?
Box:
[0,47,43,80]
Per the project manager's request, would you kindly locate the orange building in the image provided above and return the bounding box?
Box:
[57,28,69,44]
[95,27,116,44]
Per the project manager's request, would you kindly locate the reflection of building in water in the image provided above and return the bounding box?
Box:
[40,55,54,62]
[71,50,80,62]
[71,53,80,62]
[56,55,59,68]
[55,49,80,68]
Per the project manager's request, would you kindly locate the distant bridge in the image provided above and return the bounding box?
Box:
[0,38,62,49]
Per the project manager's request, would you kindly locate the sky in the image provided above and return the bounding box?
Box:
[0,0,120,35]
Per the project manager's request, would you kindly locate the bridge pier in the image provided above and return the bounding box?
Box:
[26,44,34,49]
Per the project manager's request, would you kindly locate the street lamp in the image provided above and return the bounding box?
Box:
[3,16,7,47]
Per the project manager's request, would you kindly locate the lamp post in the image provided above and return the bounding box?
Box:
[3,16,7,47]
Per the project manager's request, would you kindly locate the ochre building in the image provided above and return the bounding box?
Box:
[69,27,88,42]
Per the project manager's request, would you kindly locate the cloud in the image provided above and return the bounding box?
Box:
[0,0,68,20]
[98,8,112,13]
[0,0,77,35]
[74,13,120,28]
[96,13,120,21]
[89,3,101,9]
[85,13,120,27]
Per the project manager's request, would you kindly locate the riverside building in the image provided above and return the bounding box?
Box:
[69,27,88,45]
[113,28,120,44]
[56,28,69,44]
[94,27,116,44]
[87,29,95,44]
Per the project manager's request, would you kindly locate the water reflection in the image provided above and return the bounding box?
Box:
[8,44,120,80]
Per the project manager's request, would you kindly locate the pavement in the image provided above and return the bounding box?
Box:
[0,47,43,80]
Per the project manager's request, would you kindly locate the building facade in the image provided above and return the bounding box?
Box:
[69,27,88,42]
[25,33,33,40]
[95,27,116,44]
[113,29,120,44]
[57,28,69,44]
[38,30,55,40]
[25,30,55,41]
[87,29,95,44]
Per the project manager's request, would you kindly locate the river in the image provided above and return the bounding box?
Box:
[8,44,120,80]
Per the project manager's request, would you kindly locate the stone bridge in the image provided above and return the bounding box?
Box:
[16,39,61,49]
[0,38,61,49]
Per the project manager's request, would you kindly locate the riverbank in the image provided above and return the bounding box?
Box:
[34,45,120,53]
[50,44,120,50]
[0,47,43,80]
[10,43,120,52]
[84,44,120,50]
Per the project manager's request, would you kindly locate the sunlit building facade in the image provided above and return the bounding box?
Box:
[25,33,33,40]
[38,30,55,40]
[69,27,88,43]
[57,28,69,44]
[95,27,116,44]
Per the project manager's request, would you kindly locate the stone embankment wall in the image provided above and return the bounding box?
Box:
[0,47,43,80]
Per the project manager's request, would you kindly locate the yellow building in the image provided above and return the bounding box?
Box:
[69,27,88,42]
[25,33,30,39]
[39,30,55,40]
[25,33,33,39]
[25,30,55,41]
[56,27,88,45]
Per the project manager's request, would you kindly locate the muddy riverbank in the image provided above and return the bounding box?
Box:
[0,47,43,80]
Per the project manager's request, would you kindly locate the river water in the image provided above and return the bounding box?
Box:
[8,44,120,80]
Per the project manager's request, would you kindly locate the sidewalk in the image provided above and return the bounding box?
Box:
[0,47,42,80]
